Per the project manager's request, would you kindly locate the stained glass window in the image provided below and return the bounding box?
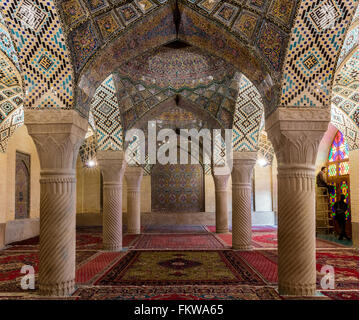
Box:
[340,181,350,219]
[328,130,349,161]
[328,164,337,177]
[327,130,351,228]
[339,162,350,175]
[329,183,336,216]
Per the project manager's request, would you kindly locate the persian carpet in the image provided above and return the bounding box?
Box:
[316,250,359,289]
[0,251,97,292]
[132,234,226,250]
[76,252,126,284]
[250,249,359,289]
[214,231,349,250]
[73,285,281,300]
[321,290,359,300]
[5,233,139,251]
[143,225,208,234]
[214,234,232,247]
[235,251,278,284]
[94,250,265,286]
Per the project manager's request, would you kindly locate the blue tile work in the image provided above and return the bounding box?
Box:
[232,74,264,152]
[280,0,357,110]
[91,74,123,151]
[1,0,74,109]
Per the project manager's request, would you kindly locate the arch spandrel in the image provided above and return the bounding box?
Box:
[1,0,75,109]
[279,0,358,111]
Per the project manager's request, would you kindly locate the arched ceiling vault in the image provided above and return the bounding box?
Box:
[62,0,300,117]
[1,0,357,123]
[331,4,359,151]
[0,13,24,153]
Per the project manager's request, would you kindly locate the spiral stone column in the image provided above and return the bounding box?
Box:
[124,166,143,234]
[25,109,87,296]
[213,166,230,233]
[266,107,330,296]
[231,152,257,250]
[97,150,126,251]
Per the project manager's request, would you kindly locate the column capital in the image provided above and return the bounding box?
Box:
[212,166,230,191]
[125,166,143,190]
[97,150,126,183]
[233,151,258,161]
[232,151,257,185]
[24,109,88,171]
[212,166,231,176]
[266,108,330,167]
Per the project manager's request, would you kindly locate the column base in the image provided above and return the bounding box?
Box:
[39,279,75,296]
[127,229,140,234]
[278,283,316,296]
[216,228,229,234]
[103,243,123,251]
[232,244,253,251]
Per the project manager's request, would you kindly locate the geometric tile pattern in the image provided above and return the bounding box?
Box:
[1,0,74,111]
[337,23,359,67]
[331,105,359,150]
[193,0,297,73]
[0,50,23,130]
[0,106,24,153]
[336,51,359,86]
[280,0,357,110]
[257,131,275,166]
[117,46,234,91]
[91,74,123,151]
[330,9,359,151]
[114,71,239,130]
[0,12,20,69]
[60,0,299,82]
[232,74,264,152]
[72,0,298,116]
[59,0,162,75]
[78,129,98,167]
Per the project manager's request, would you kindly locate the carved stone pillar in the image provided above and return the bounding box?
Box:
[97,150,126,251]
[125,166,143,234]
[212,166,230,233]
[266,107,330,296]
[231,152,257,250]
[25,109,87,296]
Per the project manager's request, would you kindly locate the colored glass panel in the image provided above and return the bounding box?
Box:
[328,130,349,161]
[340,181,350,219]
[328,164,337,177]
[329,182,336,216]
[339,161,350,175]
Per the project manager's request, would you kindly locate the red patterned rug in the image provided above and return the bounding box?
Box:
[94,250,264,286]
[214,231,348,250]
[144,225,208,234]
[133,234,225,250]
[0,250,97,292]
[206,226,276,233]
[316,250,359,289]
[73,285,281,300]
[236,251,278,284]
[251,249,359,290]
[321,290,359,300]
[76,252,125,284]
[5,233,139,251]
